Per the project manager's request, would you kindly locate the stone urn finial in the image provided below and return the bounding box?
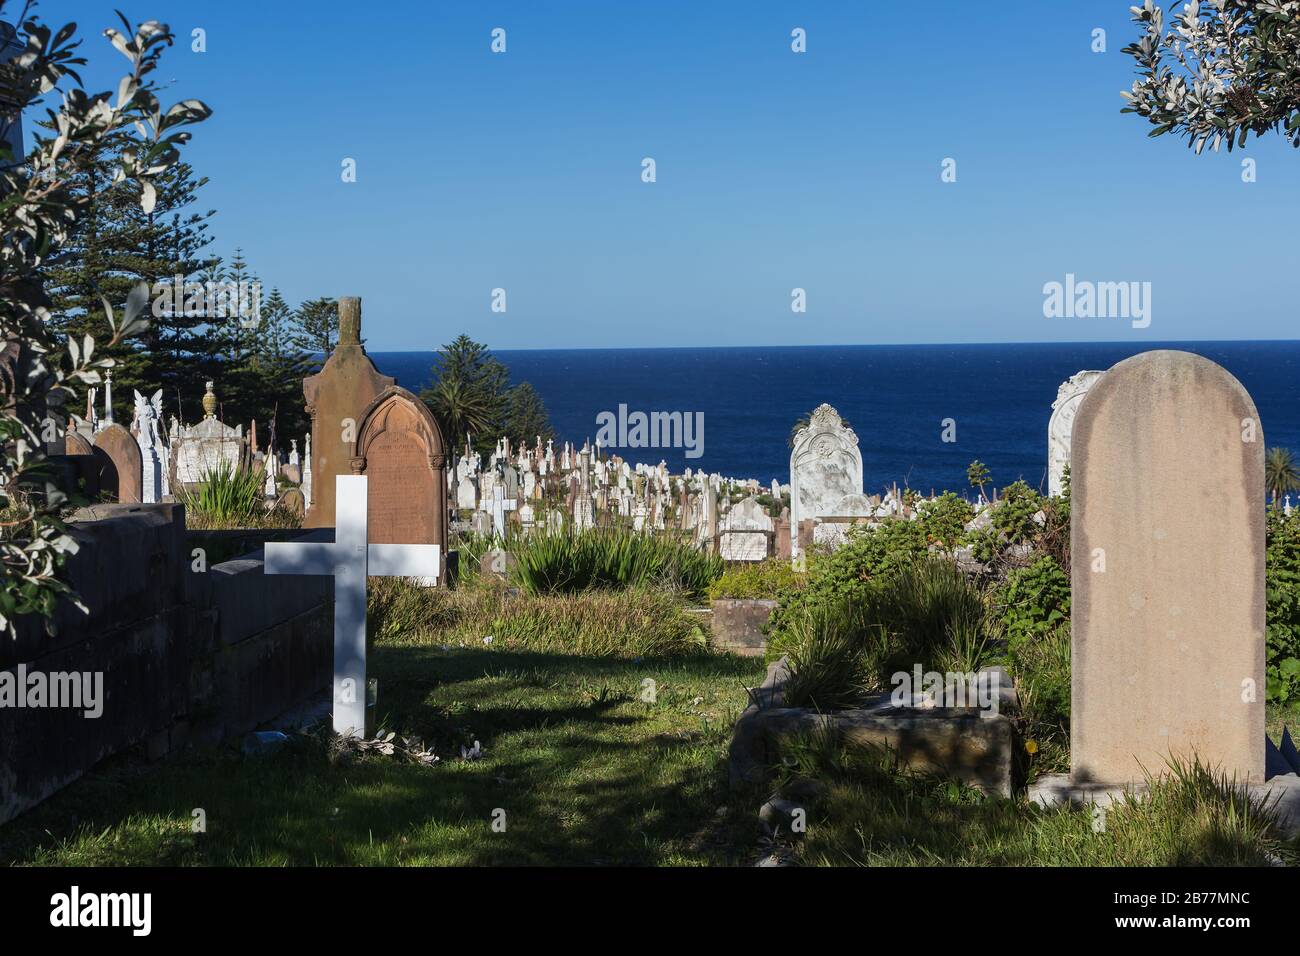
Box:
[202,380,217,418]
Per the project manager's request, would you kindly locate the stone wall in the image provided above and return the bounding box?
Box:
[0,504,332,825]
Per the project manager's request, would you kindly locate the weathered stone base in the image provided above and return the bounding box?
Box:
[710,599,777,657]
[729,657,1017,797]
[1029,772,1300,839]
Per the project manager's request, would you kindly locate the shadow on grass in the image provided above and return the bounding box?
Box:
[0,647,766,867]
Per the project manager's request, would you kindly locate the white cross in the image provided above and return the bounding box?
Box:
[490,483,517,538]
[264,475,440,739]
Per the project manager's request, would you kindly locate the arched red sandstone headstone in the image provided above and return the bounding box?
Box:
[350,386,448,584]
[93,422,144,504]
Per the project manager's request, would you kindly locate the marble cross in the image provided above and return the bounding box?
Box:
[265,475,440,738]
[489,483,517,538]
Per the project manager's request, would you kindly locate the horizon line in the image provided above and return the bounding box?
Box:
[365,337,1300,354]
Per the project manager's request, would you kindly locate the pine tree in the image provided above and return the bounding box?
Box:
[420,335,553,455]
[42,133,217,421]
[504,382,555,449]
[291,296,339,367]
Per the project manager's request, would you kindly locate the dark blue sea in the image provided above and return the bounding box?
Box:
[371,343,1300,494]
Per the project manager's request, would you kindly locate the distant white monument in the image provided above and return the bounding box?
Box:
[1047,370,1104,497]
[131,389,166,503]
[171,381,243,484]
[789,404,863,557]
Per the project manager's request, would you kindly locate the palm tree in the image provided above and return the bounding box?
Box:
[422,375,499,452]
[1265,446,1300,507]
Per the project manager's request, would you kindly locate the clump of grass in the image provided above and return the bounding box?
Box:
[368,576,461,642]
[369,578,709,658]
[449,529,496,585]
[510,525,723,600]
[176,460,295,530]
[781,601,877,710]
[1010,625,1071,777]
[772,735,1296,866]
[773,556,1000,709]
[706,559,804,601]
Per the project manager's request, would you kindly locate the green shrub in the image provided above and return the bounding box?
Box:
[995,555,1070,650]
[991,480,1043,545]
[706,559,803,601]
[917,492,974,548]
[510,525,723,599]
[769,519,928,646]
[961,525,1000,564]
[1266,509,1300,705]
[774,555,999,705]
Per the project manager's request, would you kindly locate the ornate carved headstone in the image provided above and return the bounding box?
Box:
[1071,350,1264,785]
[789,404,863,557]
[350,386,448,584]
[93,422,143,503]
[1048,370,1104,497]
[303,297,395,528]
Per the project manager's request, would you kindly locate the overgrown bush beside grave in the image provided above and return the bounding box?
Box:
[993,555,1070,651]
[773,557,1000,709]
[706,560,804,601]
[1266,509,1300,706]
[915,492,974,548]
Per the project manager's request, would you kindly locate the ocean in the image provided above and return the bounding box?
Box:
[370,342,1300,495]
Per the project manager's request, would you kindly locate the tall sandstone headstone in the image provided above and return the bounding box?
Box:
[350,386,449,584]
[303,297,395,528]
[1071,350,1264,785]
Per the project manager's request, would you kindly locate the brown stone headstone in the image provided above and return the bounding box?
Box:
[350,386,448,584]
[64,431,93,456]
[92,423,143,504]
[276,487,305,517]
[303,297,395,528]
[1071,350,1264,785]
[775,509,792,560]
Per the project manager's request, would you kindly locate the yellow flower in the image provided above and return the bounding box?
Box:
[1025,739,1039,755]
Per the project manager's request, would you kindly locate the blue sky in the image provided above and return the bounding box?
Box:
[46,0,1300,349]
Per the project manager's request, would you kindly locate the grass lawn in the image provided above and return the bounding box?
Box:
[0,641,767,866]
[2,582,1297,867]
